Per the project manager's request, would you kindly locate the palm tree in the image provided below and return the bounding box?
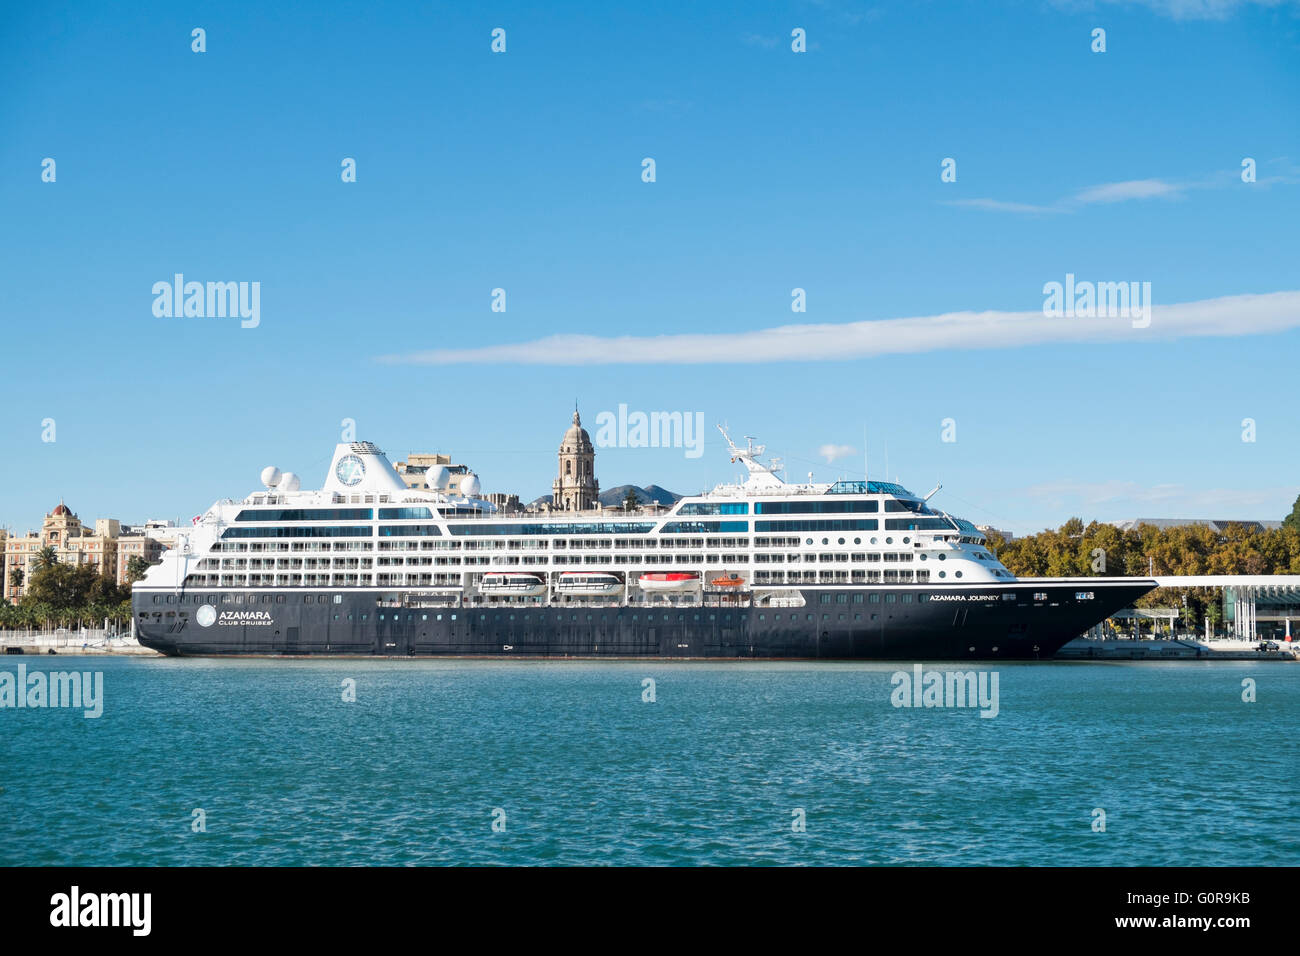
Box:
[32,547,58,573]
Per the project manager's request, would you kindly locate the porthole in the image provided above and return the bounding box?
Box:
[806,538,813,546]
[885,537,893,545]
[920,554,927,561]
[854,537,861,545]
[955,571,962,578]
[938,553,946,561]
[903,537,910,544]
[838,538,845,545]
[938,571,946,578]
[822,538,829,545]
[870,537,877,545]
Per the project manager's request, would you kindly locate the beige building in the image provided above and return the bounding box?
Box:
[552,407,599,511]
[393,452,472,495]
[2,503,166,602]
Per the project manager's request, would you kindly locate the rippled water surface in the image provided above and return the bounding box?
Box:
[1,657,1294,865]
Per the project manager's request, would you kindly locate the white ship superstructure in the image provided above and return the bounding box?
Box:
[142,431,1015,604]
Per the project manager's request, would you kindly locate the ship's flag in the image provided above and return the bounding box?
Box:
[192,514,203,526]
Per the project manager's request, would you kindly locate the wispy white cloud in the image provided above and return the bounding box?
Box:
[1023,480,1297,515]
[740,33,780,48]
[1073,179,1185,203]
[948,177,1190,216]
[819,443,857,463]
[1106,0,1293,22]
[1025,479,1189,506]
[1048,0,1296,21]
[377,290,1300,366]
[944,198,1065,215]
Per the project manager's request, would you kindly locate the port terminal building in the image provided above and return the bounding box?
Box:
[1149,575,1300,641]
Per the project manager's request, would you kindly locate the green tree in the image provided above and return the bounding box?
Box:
[87,573,128,606]
[22,563,98,609]
[8,566,22,589]
[994,517,1294,603]
[622,488,640,512]
[32,546,58,573]
[125,556,152,583]
[1282,493,1300,532]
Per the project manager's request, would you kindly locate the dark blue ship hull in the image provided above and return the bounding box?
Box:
[134,579,1156,659]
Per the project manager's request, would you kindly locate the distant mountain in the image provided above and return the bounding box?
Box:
[600,484,681,507]
[528,485,682,509]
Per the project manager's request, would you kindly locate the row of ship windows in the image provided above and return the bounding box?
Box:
[200,551,983,571]
[676,501,920,515]
[230,499,937,522]
[233,508,435,522]
[218,518,964,541]
[181,569,952,587]
[152,590,1096,607]
[148,608,910,625]
[206,534,973,554]
[151,593,909,611]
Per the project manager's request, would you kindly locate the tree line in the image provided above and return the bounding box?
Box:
[0,547,151,631]
[986,502,1300,630]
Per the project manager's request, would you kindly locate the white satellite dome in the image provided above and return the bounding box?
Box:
[427,465,450,490]
[460,473,481,497]
[278,471,301,492]
[260,466,282,488]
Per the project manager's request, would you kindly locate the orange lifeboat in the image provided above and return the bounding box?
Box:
[711,574,745,588]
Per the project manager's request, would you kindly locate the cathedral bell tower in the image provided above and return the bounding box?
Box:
[553,406,599,511]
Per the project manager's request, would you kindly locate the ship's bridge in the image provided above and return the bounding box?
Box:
[826,480,913,496]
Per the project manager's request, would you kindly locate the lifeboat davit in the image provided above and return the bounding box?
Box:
[479,572,547,597]
[638,571,700,592]
[555,571,623,595]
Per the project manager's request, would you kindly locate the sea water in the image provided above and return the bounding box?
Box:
[0,657,1294,866]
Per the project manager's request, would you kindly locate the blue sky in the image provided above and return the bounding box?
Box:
[1,0,1298,537]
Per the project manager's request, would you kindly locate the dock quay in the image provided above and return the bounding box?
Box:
[1,629,162,656]
[1056,637,1298,661]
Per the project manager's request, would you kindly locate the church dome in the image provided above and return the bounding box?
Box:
[561,408,592,450]
[51,503,71,516]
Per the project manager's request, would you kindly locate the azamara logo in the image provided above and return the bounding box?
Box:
[217,610,274,626]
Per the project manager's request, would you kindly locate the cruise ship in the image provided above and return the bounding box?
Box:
[133,425,1156,659]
